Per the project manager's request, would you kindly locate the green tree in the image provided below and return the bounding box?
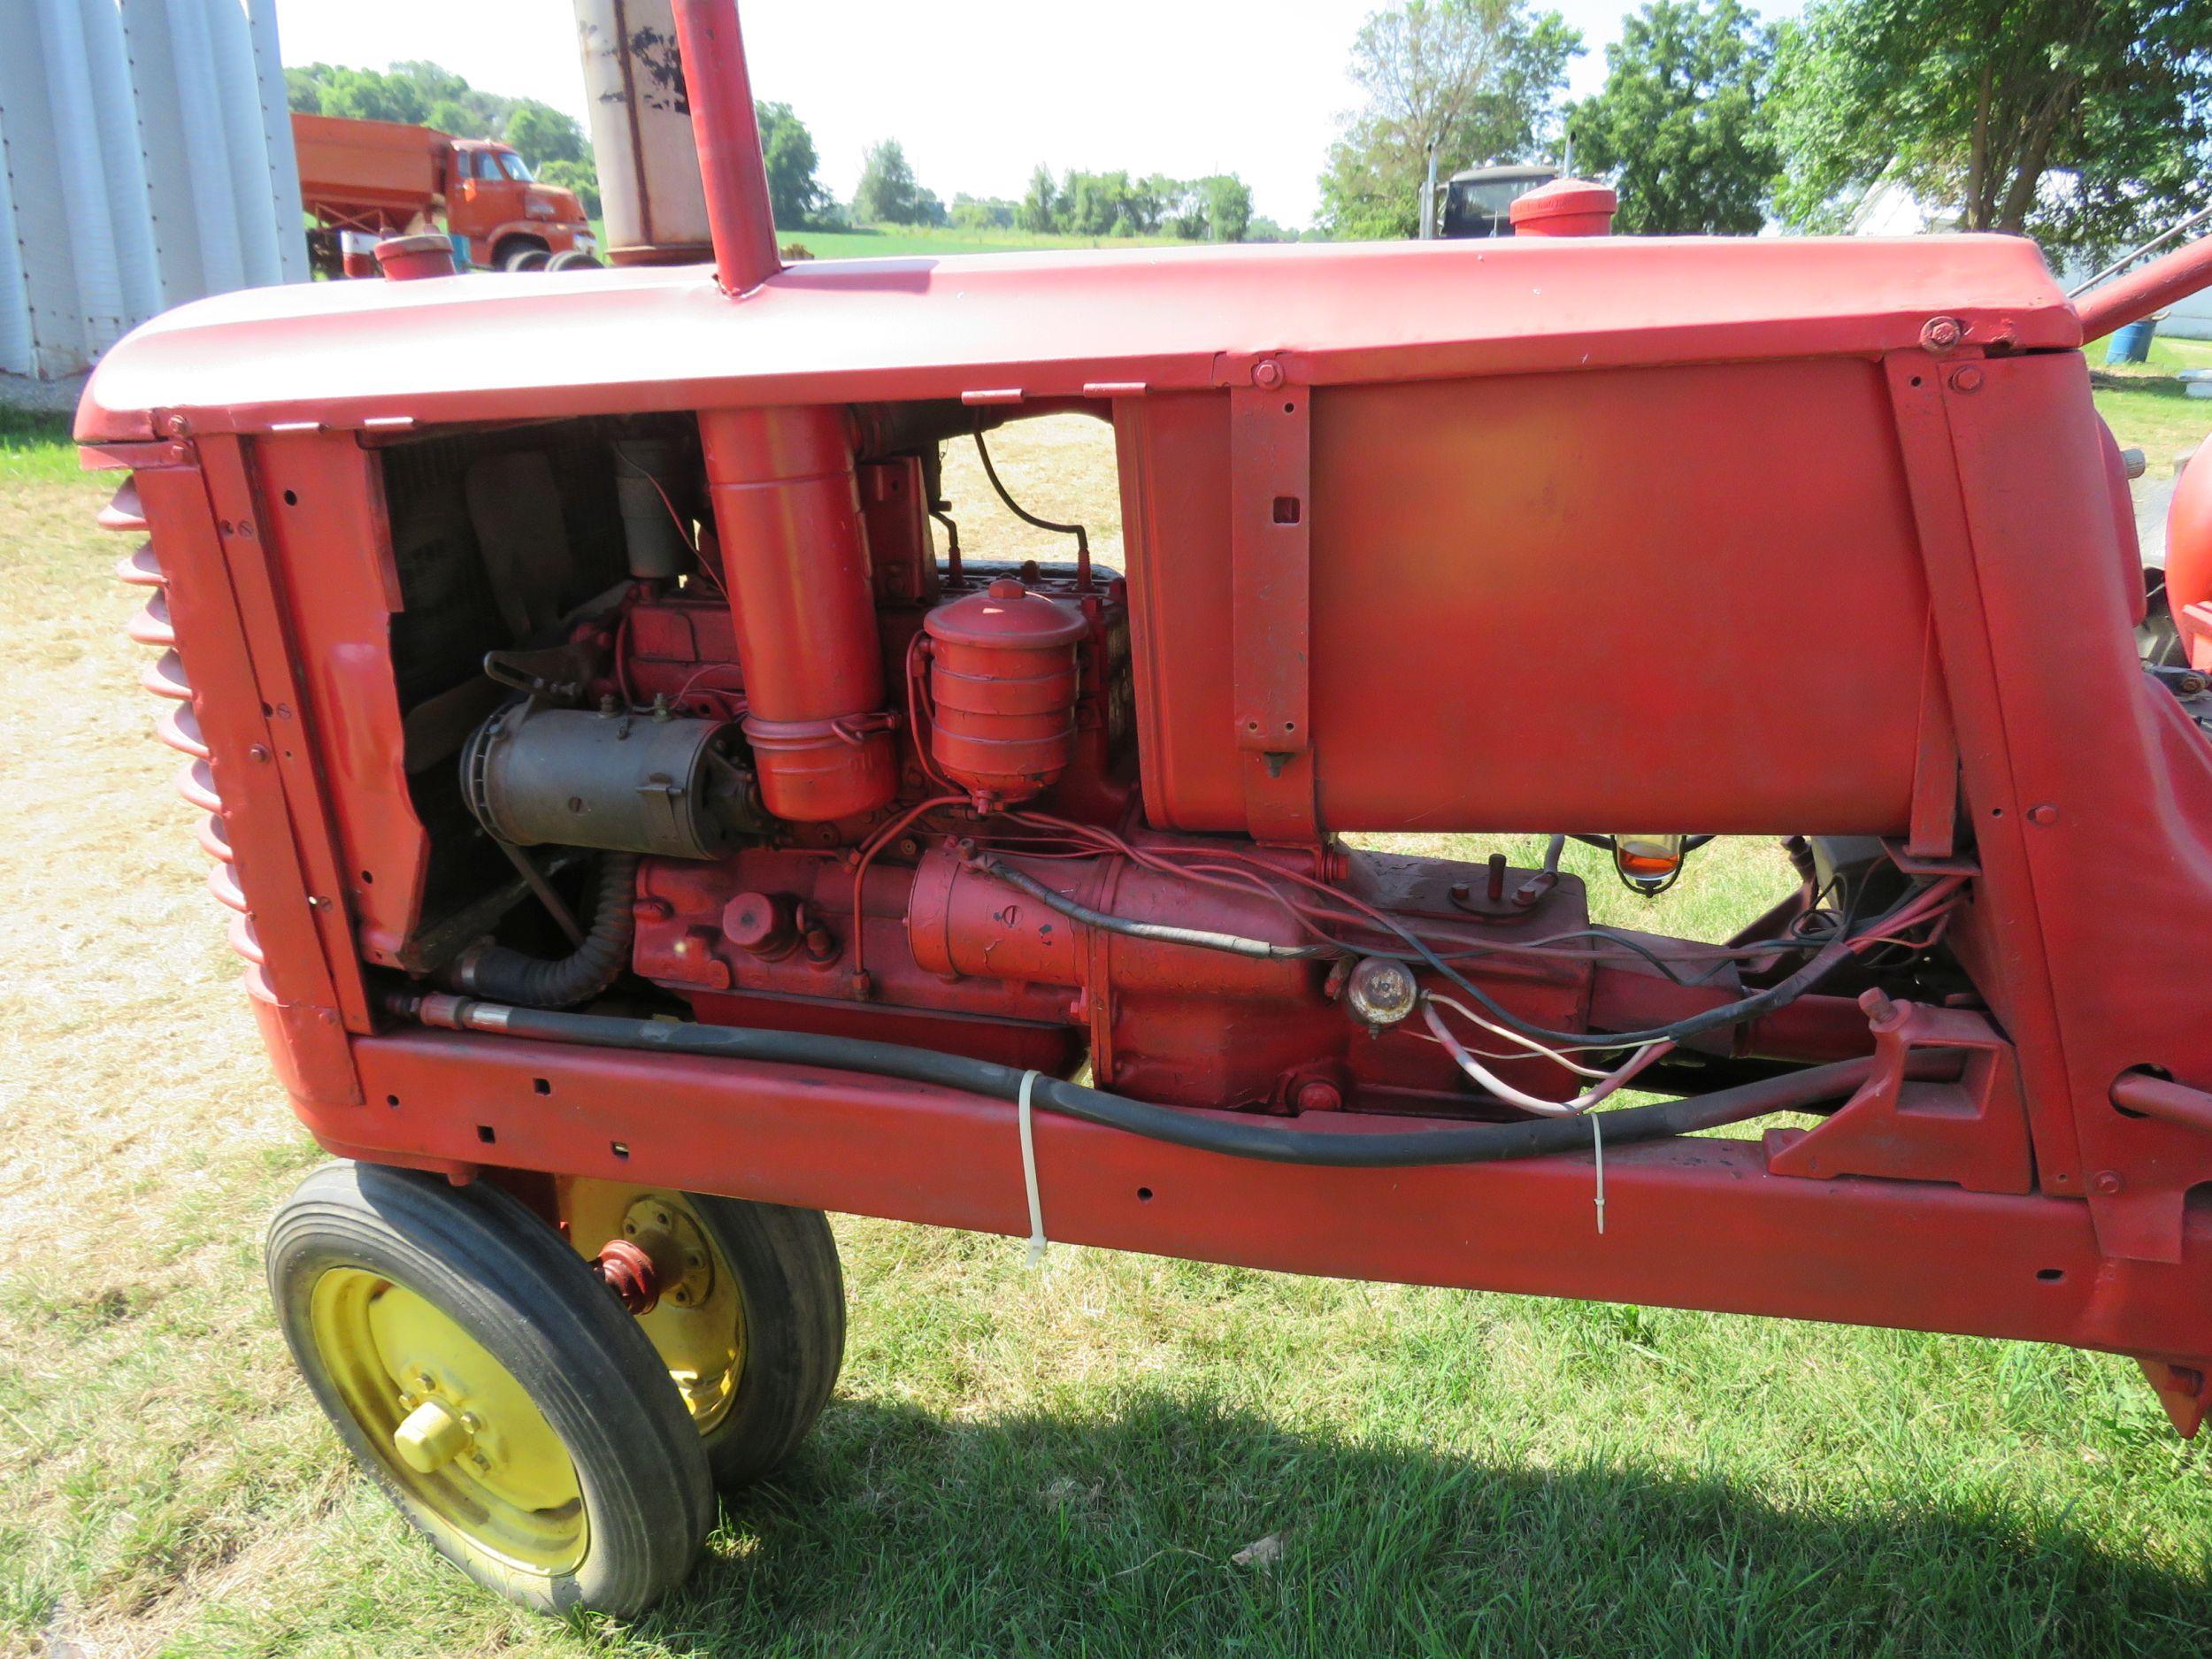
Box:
[1156,177,1208,239]
[503,101,587,167]
[952,195,1018,230]
[538,159,602,218]
[287,61,580,153]
[1565,0,1776,234]
[855,139,932,225]
[1064,170,1140,235]
[1773,0,2212,258]
[755,101,827,227]
[311,65,428,126]
[1019,165,1059,233]
[424,98,476,136]
[1201,174,1254,241]
[1318,0,1583,240]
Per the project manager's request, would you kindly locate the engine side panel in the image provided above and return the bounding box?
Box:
[1125,358,1934,836]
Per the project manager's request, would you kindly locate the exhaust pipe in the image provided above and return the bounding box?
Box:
[667,0,781,295]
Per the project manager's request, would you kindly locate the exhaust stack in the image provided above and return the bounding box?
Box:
[667,0,781,294]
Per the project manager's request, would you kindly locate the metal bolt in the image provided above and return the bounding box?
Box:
[687,1250,704,1268]
[2093,1170,2125,1195]
[1858,987,1901,1028]
[2027,803,2059,826]
[1921,316,1964,353]
[249,744,271,763]
[1252,359,1284,389]
[1294,1078,1343,1113]
[1952,365,1985,394]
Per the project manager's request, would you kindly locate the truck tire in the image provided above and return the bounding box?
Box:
[503,245,551,273]
[547,250,603,272]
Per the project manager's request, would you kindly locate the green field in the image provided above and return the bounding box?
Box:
[3,397,2209,1657]
[583,220,1194,261]
[778,225,1188,259]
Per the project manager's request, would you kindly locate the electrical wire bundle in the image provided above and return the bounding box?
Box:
[840,768,1969,1122]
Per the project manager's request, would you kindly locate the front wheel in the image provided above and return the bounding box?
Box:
[557,1182,845,1488]
[268,1163,713,1616]
[503,245,552,273]
[547,249,603,271]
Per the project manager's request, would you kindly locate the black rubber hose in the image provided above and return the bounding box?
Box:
[393,997,1895,1167]
[448,853,639,1008]
[973,422,1090,582]
[975,856,1337,961]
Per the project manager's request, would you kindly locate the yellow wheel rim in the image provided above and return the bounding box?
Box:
[561,1180,746,1435]
[308,1268,587,1576]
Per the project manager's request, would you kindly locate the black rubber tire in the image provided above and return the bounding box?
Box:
[681,1197,846,1488]
[546,249,603,271]
[267,1163,713,1617]
[503,245,551,273]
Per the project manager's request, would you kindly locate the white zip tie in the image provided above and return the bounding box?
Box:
[1592,1110,1606,1236]
[1018,1069,1048,1264]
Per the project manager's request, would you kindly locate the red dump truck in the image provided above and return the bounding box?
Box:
[292,111,598,275]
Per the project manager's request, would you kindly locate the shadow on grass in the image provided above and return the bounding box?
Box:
[0,404,72,448]
[637,1392,2209,1657]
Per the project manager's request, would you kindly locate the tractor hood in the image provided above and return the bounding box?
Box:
[76,233,2076,447]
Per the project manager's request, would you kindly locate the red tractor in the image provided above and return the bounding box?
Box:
[77,0,2212,1617]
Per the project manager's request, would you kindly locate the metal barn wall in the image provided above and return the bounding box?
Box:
[0,0,305,380]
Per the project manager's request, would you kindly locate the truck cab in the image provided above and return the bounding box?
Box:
[443,141,595,271]
[1439,163,1562,238]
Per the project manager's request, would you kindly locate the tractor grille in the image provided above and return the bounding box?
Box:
[107,479,266,977]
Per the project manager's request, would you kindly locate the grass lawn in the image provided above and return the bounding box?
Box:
[3,397,2208,1657]
[2090,333,2212,461]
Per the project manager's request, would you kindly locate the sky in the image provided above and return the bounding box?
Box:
[272,0,1794,229]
